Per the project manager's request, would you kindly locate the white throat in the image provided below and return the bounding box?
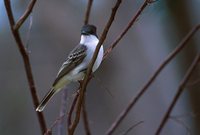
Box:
[80,35,99,45]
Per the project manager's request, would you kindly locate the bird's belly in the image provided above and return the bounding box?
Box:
[54,70,84,90]
[68,69,85,81]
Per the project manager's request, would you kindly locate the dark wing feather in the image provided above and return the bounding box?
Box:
[52,44,87,86]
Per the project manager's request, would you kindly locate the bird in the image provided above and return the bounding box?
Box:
[36,24,104,112]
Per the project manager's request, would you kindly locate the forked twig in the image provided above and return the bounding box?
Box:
[103,0,151,59]
[14,0,37,30]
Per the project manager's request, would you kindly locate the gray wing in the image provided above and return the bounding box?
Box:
[52,44,87,86]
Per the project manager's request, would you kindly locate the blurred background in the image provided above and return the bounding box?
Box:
[1,0,200,135]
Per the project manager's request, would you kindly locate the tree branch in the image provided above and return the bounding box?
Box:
[44,115,65,135]
[121,121,144,135]
[84,0,93,25]
[105,24,200,135]
[81,0,94,133]
[68,0,122,134]
[14,0,37,30]
[4,0,47,134]
[103,0,154,59]
[155,54,200,135]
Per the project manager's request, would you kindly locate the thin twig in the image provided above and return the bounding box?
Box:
[57,90,68,135]
[155,54,200,135]
[68,0,122,134]
[44,115,65,135]
[170,116,191,135]
[105,25,200,135]
[4,0,47,134]
[14,0,37,30]
[84,0,93,25]
[94,75,114,98]
[82,98,91,135]
[103,0,151,59]
[121,121,144,135]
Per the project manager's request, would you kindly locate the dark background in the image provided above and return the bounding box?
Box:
[0,0,200,135]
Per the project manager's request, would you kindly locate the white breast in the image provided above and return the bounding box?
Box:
[81,35,104,72]
[68,35,104,81]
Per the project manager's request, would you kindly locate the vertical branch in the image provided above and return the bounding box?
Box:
[155,54,200,135]
[68,0,122,134]
[82,0,94,134]
[105,25,200,135]
[84,0,93,25]
[4,0,47,134]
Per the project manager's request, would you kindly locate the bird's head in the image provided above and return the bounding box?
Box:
[81,24,97,37]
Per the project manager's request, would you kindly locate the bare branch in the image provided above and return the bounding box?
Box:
[155,54,200,135]
[68,0,122,134]
[84,0,93,25]
[66,0,94,133]
[14,0,37,30]
[103,0,150,59]
[121,121,144,135]
[4,0,47,134]
[44,115,65,135]
[105,24,200,135]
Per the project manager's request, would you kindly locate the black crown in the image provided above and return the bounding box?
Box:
[81,24,97,36]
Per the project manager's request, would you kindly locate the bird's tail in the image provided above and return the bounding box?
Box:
[36,88,57,112]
